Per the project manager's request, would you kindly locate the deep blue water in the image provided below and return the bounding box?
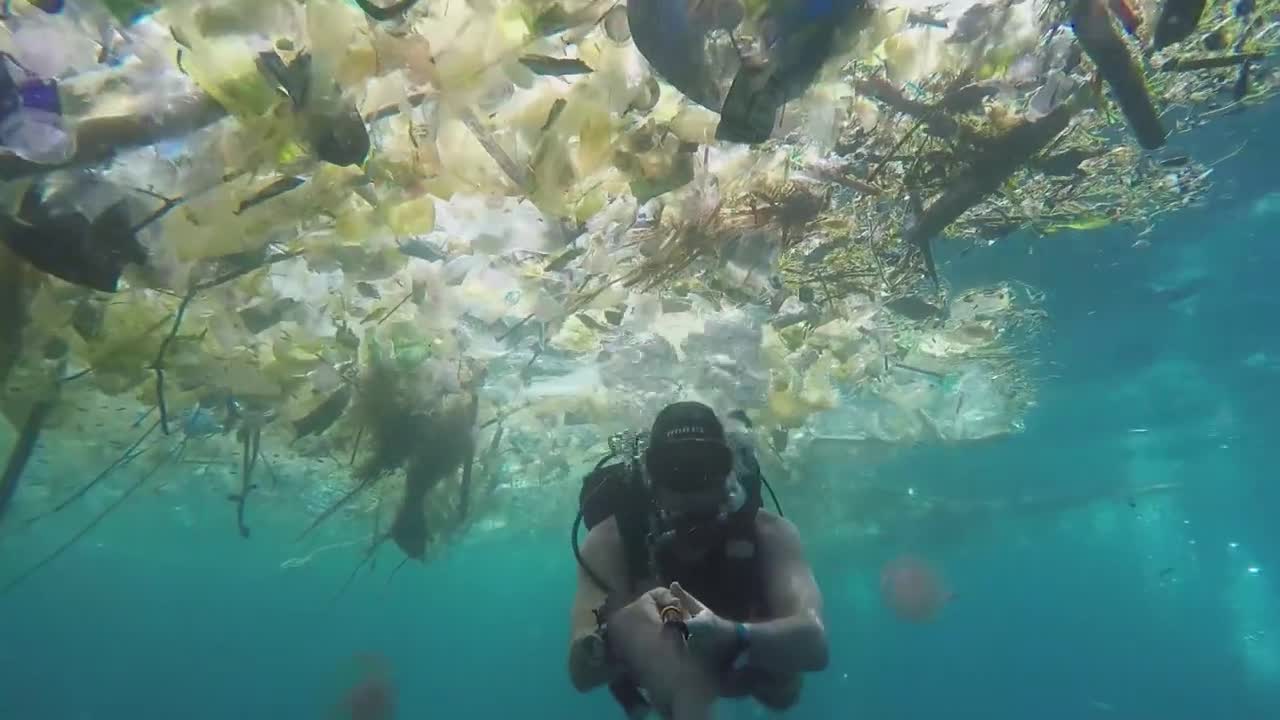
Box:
[2,95,1279,720]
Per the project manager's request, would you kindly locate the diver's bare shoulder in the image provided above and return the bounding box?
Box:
[752,509,799,546]
[752,510,824,621]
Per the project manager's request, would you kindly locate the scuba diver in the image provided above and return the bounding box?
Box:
[568,401,827,719]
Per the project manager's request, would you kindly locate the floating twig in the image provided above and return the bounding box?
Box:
[904,105,1073,250]
[58,367,94,384]
[151,251,303,435]
[349,425,365,466]
[387,555,413,585]
[480,402,531,429]
[372,291,414,328]
[22,417,162,525]
[2,440,180,596]
[128,188,187,234]
[229,425,260,539]
[331,529,390,606]
[1071,0,1166,149]
[233,177,306,216]
[890,361,947,380]
[855,77,961,142]
[0,400,53,532]
[297,478,378,540]
[151,291,197,435]
[1160,52,1267,72]
[496,312,537,343]
[261,454,283,489]
[455,385,482,525]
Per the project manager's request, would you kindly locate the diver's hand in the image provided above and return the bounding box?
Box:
[670,583,738,663]
[610,586,678,638]
[609,587,717,709]
[607,586,684,673]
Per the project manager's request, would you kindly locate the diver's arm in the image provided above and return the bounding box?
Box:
[740,514,828,674]
[568,518,627,692]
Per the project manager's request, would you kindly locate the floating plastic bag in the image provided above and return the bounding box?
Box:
[599,333,680,394]
[0,52,74,164]
[935,364,1015,441]
[525,364,605,400]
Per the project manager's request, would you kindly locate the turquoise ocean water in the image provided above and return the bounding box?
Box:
[2,103,1278,720]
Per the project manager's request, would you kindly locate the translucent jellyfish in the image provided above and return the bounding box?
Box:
[879,555,952,623]
[334,653,396,720]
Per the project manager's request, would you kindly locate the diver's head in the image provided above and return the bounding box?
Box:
[645,402,737,556]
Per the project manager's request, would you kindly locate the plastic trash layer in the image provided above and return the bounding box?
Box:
[0,0,1125,558]
[0,53,74,165]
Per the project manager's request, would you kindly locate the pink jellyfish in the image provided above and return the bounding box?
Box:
[334,653,397,720]
[880,555,953,623]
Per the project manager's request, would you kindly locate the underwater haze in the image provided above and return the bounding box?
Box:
[5,0,1280,718]
[3,87,1280,720]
